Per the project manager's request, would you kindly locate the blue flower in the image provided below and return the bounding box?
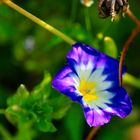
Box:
[52,42,132,127]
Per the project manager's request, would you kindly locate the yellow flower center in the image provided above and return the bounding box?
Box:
[78,78,98,102]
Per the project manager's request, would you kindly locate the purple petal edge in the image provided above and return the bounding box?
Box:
[52,65,82,101]
[82,87,132,127]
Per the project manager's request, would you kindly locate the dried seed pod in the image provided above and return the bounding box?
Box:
[98,0,129,19]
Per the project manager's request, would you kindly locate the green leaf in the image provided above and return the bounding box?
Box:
[103,36,118,58]
[17,84,30,97]
[33,71,51,99]
[36,118,56,132]
[15,122,36,140]
[50,95,71,120]
[7,84,29,106]
[6,105,30,125]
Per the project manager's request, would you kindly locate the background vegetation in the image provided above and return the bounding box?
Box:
[0,0,140,140]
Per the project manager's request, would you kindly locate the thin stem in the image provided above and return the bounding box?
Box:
[85,127,100,140]
[126,9,140,27]
[119,9,140,86]
[84,8,92,33]
[2,0,76,46]
[119,26,140,86]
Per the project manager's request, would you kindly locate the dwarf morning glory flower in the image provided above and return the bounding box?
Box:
[52,42,132,127]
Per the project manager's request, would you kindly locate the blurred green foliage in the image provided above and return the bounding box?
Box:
[0,0,140,140]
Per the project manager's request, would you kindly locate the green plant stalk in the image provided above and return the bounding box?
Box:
[2,0,76,46]
[84,8,91,33]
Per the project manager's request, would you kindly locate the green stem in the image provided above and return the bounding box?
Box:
[84,8,91,32]
[2,0,76,46]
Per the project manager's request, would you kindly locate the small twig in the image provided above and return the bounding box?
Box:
[85,127,100,140]
[119,9,140,86]
[126,9,140,27]
[119,26,140,86]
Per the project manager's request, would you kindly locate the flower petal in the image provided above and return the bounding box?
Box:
[67,43,126,82]
[66,43,99,80]
[52,65,82,101]
[110,87,132,118]
[83,107,113,126]
[82,87,132,126]
[67,43,99,66]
